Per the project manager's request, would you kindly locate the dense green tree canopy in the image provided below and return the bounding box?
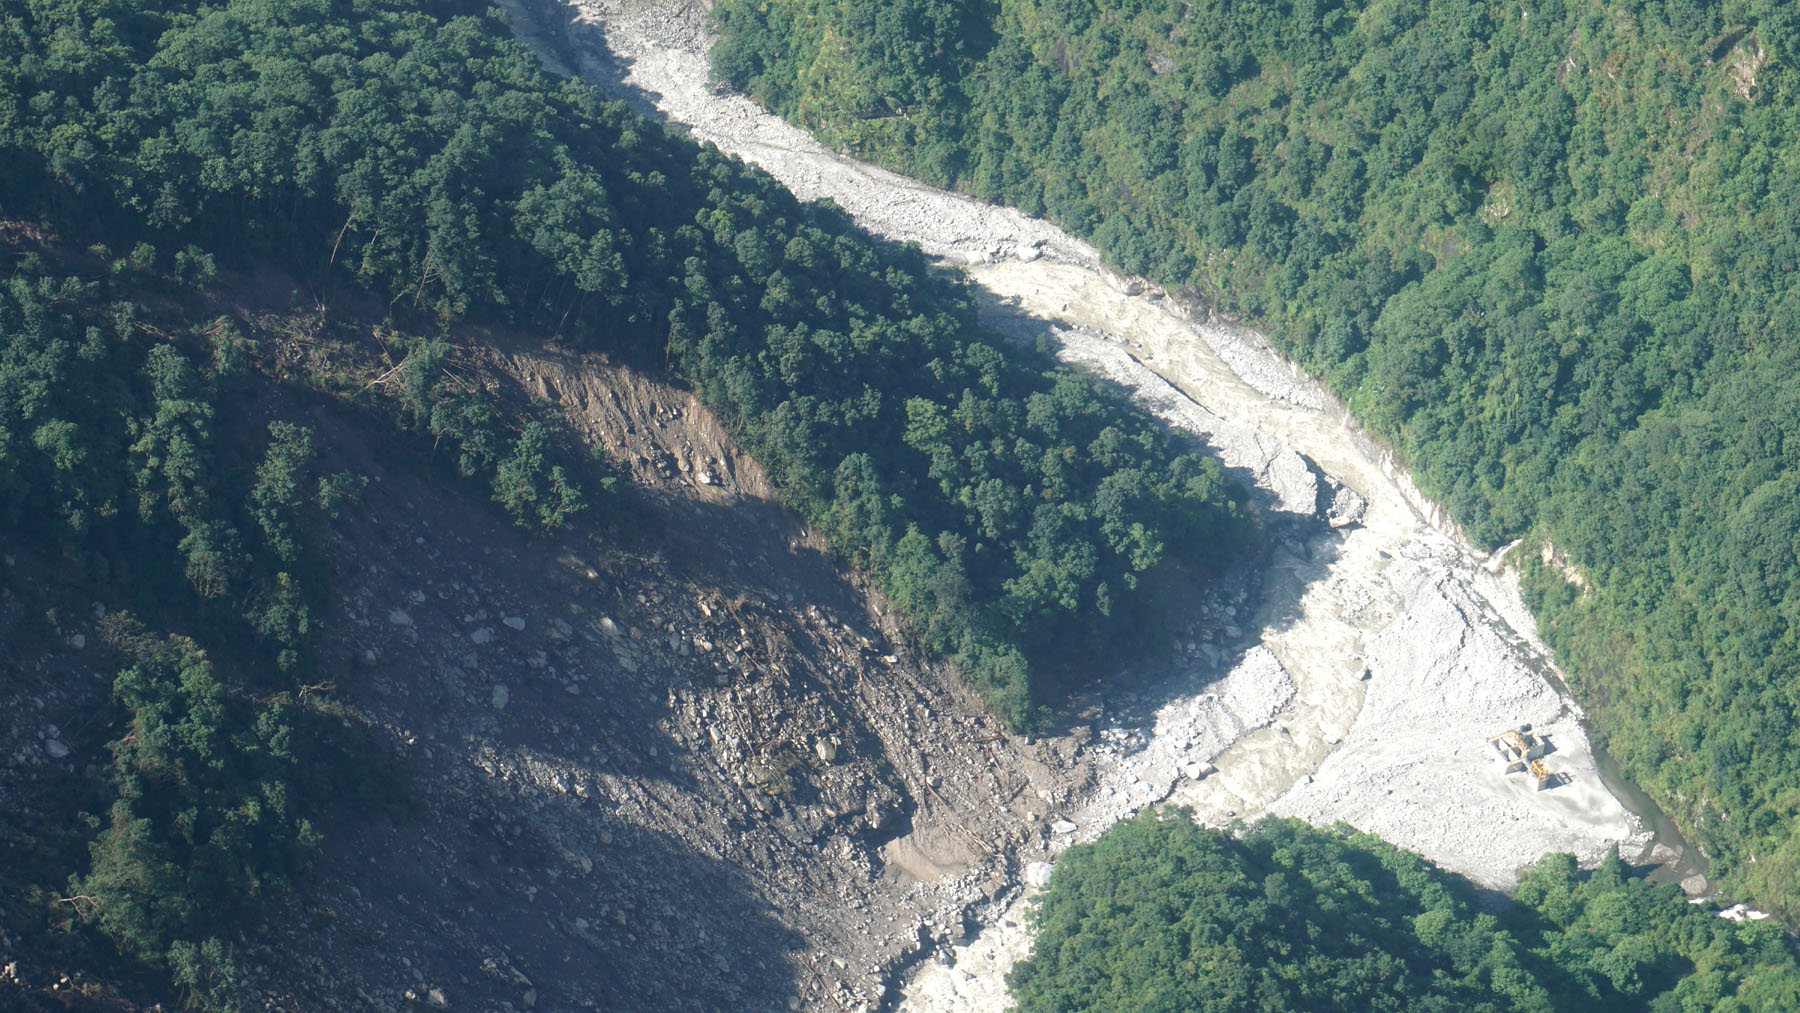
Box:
[713,0,1800,919]
[2,0,1250,726]
[0,251,411,1008]
[1013,813,1800,1012]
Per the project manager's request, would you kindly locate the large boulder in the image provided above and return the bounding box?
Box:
[1325,483,1367,528]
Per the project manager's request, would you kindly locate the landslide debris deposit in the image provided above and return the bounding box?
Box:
[0,2,1737,1011]
[487,0,1689,1008]
[5,0,1651,1009]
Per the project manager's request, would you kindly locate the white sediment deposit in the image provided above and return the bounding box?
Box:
[516,2,1656,1008]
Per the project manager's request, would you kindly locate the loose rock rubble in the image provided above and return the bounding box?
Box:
[178,339,1127,1012]
[1069,646,1298,834]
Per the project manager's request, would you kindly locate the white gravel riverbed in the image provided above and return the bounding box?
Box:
[507,2,1657,1008]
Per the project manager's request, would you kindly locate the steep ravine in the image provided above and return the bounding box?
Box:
[489,2,1702,1009]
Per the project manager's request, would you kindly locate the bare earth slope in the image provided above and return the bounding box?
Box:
[0,311,1106,1012]
[232,340,1117,1012]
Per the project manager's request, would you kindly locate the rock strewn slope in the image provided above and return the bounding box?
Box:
[229,342,1117,1012]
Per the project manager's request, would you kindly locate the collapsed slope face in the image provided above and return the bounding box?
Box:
[234,344,1102,1012]
[0,245,1109,1010]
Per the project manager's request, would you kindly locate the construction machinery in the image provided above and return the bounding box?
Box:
[1527,758,1553,788]
[1490,725,1555,790]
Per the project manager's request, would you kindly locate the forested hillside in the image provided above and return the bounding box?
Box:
[0,229,597,1008]
[0,0,1253,1004]
[1012,813,1800,1011]
[711,0,1800,918]
[2,0,1248,730]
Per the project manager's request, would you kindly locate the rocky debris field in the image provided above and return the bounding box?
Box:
[2,324,1168,1011]
[498,1,1686,1009]
[218,340,1169,1012]
[907,231,1656,1013]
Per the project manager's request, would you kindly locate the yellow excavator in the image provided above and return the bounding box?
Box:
[1489,727,1556,790]
[1528,758,1553,789]
[1496,730,1532,758]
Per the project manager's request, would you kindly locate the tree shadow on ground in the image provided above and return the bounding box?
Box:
[255,396,810,1010]
[497,0,661,117]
